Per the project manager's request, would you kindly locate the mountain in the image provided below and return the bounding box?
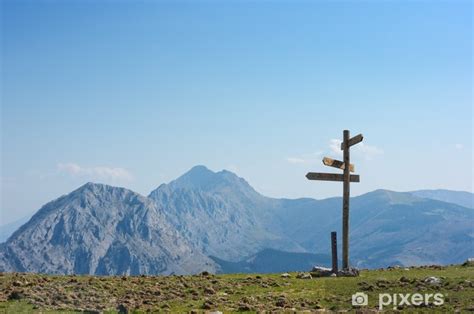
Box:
[1,166,473,275]
[0,183,216,275]
[210,248,332,274]
[269,189,474,268]
[148,165,304,261]
[410,189,473,209]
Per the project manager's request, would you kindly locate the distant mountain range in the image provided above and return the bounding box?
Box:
[1,166,472,275]
[410,189,473,209]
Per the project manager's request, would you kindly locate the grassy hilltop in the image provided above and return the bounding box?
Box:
[1,264,473,313]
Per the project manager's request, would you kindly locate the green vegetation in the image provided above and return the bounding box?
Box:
[1,264,473,313]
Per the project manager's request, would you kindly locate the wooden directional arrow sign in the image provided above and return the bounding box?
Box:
[341,133,363,150]
[323,157,355,172]
[306,172,360,182]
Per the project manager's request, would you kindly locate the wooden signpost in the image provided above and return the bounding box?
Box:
[306,130,363,270]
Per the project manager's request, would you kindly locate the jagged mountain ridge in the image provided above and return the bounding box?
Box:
[1,165,473,274]
[0,183,216,275]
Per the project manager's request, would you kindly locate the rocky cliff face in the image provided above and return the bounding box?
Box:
[0,183,216,275]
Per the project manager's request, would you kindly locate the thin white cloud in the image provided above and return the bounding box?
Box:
[286,152,323,165]
[329,139,343,156]
[57,163,133,181]
[455,143,464,150]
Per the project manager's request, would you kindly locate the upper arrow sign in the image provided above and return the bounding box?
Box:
[306,172,360,182]
[341,133,363,150]
[323,157,355,173]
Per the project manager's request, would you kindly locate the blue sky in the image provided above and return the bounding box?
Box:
[1,0,472,224]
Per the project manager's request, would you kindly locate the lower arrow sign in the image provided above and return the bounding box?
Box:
[306,172,360,182]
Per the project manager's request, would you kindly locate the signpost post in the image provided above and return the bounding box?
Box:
[306,130,363,270]
[331,231,338,274]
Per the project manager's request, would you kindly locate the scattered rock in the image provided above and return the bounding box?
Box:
[454,285,465,291]
[238,303,252,311]
[281,273,291,278]
[424,276,442,285]
[399,276,411,283]
[204,287,216,295]
[296,273,312,279]
[202,300,214,310]
[338,267,359,277]
[275,297,287,307]
[376,279,390,288]
[8,290,25,300]
[311,266,333,277]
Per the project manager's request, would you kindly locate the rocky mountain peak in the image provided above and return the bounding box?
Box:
[150,165,258,198]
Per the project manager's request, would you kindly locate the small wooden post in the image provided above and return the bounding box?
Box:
[342,130,350,270]
[331,231,338,274]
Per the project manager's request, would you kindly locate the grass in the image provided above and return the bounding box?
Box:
[0,264,473,313]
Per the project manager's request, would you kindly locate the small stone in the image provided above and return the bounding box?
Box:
[424,276,442,285]
[400,276,411,283]
[311,266,333,277]
[276,297,287,307]
[296,273,312,279]
[281,273,291,278]
[8,290,24,300]
[338,267,360,277]
[202,300,214,310]
[238,303,252,311]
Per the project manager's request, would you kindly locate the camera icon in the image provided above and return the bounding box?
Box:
[352,292,368,306]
